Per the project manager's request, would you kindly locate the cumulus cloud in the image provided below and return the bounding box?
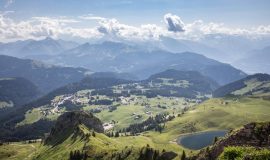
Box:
[182,20,270,40]
[164,13,185,32]
[0,14,101,42]
[95,18,164,41]
[0,13,270,42]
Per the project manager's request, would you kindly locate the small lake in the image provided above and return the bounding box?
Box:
[177,130,227,150]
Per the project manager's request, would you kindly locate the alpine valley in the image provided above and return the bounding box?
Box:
[0,1,270,159]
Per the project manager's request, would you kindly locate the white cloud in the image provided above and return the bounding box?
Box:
[182,20,270,40]
[78,14,106,21]
[96,18,165,41]
[0,13,269,42]
[0,14,102,42]
[164,13,185,32]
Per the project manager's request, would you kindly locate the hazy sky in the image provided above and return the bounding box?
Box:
[1,0,270,42]
[2,0,269,26]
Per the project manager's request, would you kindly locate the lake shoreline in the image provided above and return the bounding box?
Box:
[177,130,228,150]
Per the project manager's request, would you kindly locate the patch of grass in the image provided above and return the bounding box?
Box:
[96,104,148,129]
[0,142,39,160]
[232,79,270,96]
[94,96,192,130]
[17,108,42,126]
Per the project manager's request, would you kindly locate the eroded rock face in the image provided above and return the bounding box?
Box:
[45,111,104,145]
[193,122,270,160]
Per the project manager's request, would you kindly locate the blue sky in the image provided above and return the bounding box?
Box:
[0,0,270,42]
[1,0,270,27]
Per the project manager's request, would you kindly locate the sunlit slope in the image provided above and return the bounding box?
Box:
[142,97,270,150]
[214,73,270,97]
[0,142,39,160]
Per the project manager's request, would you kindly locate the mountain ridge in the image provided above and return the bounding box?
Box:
[213,73,270,97]
[0,37,79,58]
[0,55,90,93]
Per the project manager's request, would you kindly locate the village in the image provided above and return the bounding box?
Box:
[34,85,203,131]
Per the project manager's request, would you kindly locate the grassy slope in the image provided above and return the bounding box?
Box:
[233,79,270,95]
[96,104,148,129]
[0,143,39,160]
[33,125,161,160]
[17,108,42,126]
[94,96,191,130]
[142,97,270,154]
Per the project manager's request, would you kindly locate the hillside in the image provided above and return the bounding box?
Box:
[147,69,219,92]
[44,111,104,145]
[0,77,40,108]
[0,55,89,93]
[213,73,270,97]
[33,111,178,160]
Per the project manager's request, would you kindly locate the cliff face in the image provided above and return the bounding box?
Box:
[44,111,104,145]
[193,122,270,160]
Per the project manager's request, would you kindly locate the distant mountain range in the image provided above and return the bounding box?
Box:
[0,37,78,58]
[233,46,270,74]
[199,34,270,62]
[0,38,247,85]
[158,36,228,62]
[32,41,246,85]
[1,36,269,75]
[0,55,90,93]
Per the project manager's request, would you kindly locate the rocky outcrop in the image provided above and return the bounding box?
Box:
[44,111,104,145]
[192,122,270,160]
